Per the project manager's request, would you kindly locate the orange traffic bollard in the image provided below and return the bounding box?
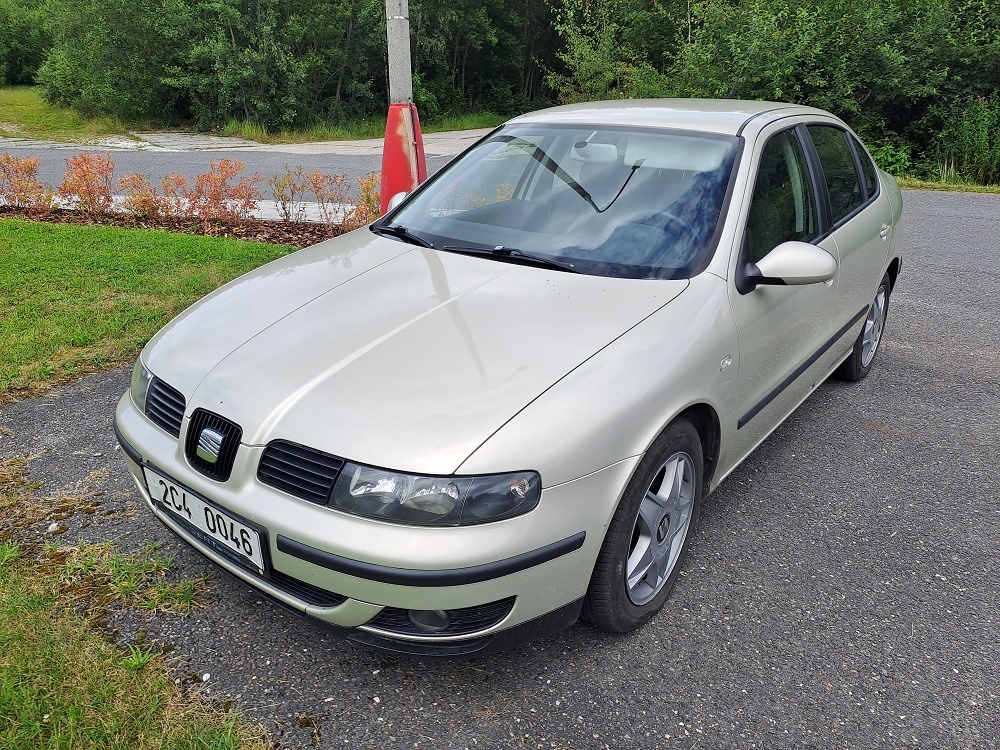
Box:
[380,102,427,215]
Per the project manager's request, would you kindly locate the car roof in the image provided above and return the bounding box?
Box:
[507,99,835,136]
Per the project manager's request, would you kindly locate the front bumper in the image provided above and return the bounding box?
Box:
[114,393,639,655]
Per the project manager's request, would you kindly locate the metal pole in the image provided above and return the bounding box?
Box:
[386,0,413,105]
[380,0,426,214]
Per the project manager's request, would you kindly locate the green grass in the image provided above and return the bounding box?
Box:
[898,176,1000,194]
[0,84,502,145]
[221,111,506,144]
[0,216,287,750]
[0,218,294,404]
[0,86,132,143]
[0,539,267,750]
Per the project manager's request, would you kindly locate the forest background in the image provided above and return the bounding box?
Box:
[2,0,1000,184]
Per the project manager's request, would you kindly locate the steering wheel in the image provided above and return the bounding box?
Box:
[651,211,695,239]
[622,211,700,267]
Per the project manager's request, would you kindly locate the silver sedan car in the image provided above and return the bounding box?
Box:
[114,100,902,655]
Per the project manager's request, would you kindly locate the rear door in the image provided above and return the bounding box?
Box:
[804,125,892,342]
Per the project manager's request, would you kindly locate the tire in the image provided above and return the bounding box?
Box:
[582,418,703,633]
[834,271,892,382]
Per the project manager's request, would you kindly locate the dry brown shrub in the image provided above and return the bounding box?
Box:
[305,169,351,224]
[159,173,189,218]
[184,159,263,222]
[268,166,311,222]
[58,152,115,217]
[0,154,52,211]
[118,174,163,219]
[342,172,382,231]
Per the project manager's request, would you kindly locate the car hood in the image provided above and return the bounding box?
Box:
[145,232,687,474]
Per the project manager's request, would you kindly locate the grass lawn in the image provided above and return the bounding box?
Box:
[897,176,1000,194]
[0,87,131,143]
[0,86,504,145]
[0,458,267,750]
[0,544,266,750]
[220,111,506,143]
[0,220,287,747]
[0,218,294,404]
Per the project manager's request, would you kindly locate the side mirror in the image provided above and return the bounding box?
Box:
[736,241,837,294]
[386,191,409,212]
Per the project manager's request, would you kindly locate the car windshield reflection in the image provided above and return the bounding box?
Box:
[383,124,740,279]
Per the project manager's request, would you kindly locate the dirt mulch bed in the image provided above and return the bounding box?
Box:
[0,206,344,248]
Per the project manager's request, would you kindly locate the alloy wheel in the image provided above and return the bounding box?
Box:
[861,285,888,368]
[625,451,696,606]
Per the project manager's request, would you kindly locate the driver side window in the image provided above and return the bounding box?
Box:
[745,129,817,263]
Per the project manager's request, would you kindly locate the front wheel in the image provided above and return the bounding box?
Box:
[834,271,892,382]
[583,418,703,633]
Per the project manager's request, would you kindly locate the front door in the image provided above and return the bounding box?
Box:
[727,124,841,464]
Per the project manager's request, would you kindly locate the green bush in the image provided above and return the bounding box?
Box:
[0,0,50,85]
[545,0,1000,184]
[36,0,186,122]
[870,142,912,176]
[33,0,555,130]
[938,93,1000,184]
[545,0,673,103]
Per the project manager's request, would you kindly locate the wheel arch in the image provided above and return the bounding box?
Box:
[886,256,901,292]
[675,403,721,496]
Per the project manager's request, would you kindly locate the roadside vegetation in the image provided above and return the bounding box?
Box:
[221,110,505,144]
[0,86,130,142]
[0,87,503,145]
[0,220,282,745]
[2,0,1000,188]
[897,177,1000,194]
[0,458,268,750]
[0,218,294,405]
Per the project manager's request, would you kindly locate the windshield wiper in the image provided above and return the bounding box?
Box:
[491,134,638,213]
[370,223,434,248]
[441,245,580,273]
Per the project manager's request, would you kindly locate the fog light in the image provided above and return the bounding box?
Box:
[407,609,450,633]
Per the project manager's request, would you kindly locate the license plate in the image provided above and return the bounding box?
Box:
[144,466,266,572]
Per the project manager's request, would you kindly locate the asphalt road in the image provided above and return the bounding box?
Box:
[0,130,482,186]
[1,190,998,749]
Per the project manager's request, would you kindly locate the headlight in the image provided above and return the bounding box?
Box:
[130,360,153,412]
[331,463,540,526]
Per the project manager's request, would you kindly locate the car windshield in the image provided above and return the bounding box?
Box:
[384,124,740,279]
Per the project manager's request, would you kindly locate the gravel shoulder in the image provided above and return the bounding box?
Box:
[2,190,998,749]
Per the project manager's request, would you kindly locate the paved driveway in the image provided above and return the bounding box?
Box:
[1,190,997,749]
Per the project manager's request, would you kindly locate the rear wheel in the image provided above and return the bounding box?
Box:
[834,271,892,382]
[583,418,703,633]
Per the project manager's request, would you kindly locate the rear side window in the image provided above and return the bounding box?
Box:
[851,134,879,199]
[807,125,863,224]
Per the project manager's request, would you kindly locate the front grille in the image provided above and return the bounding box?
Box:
[367,597,516,638]
[145,377,185,437]
[269,570,347,607]
[185,409,242,481]
[258,440,344,504]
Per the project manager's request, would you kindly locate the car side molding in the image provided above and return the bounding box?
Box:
[737,305,868,429]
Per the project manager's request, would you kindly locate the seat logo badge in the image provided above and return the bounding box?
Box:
[196,428,225,464]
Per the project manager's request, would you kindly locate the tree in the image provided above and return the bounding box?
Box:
[0,0,51,85]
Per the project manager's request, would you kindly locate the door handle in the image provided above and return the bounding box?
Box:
[879,224,890,241]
